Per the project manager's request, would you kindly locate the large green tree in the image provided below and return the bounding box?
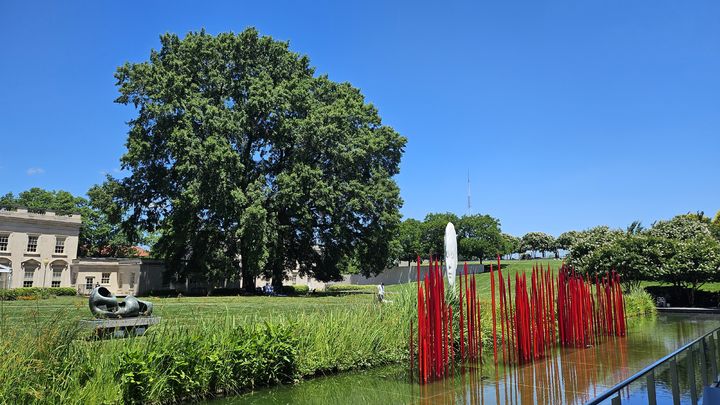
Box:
[457,214,503,260]
[420,212,459,260]
[647,214,720,305]
[556,231,578,251]
[113,29,405,291]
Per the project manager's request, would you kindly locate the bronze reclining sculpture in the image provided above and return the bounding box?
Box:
[89,286,153,318]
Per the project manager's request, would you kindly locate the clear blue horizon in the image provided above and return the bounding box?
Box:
[1,1,718,237]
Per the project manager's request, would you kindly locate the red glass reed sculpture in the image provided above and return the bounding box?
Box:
[412,258,628,383]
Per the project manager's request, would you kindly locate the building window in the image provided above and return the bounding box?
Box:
[129,273,135,289]
[85,277,94,291]
[0,260,11,289]
[54,238,65,254]
[118,273,123,286]
[0,234,8,251]
[27,235,38,252]
[101,273,110,284]
[50,263,65,288]
[24,269,34,287]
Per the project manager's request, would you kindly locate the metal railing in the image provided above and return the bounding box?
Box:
[587,326,720,405]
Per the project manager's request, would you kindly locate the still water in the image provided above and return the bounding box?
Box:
[212,313,719,405]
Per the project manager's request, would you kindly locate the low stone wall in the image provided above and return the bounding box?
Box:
[330,263,486,287]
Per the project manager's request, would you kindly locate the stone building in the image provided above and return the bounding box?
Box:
[0,208,81,289]
[71,257,165,296]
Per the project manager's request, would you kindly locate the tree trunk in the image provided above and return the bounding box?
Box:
[241,255,256,293]
[689,287,696,307]
[271,268,284,289]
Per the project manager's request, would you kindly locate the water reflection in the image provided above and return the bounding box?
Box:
[212,313,719,405]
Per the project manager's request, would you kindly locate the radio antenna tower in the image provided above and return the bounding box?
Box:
[467,169,471,214]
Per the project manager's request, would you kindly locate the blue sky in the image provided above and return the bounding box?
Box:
[1,0,718,236]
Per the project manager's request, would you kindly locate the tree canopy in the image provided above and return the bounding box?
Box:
[649,215,713,240]
[112,29,406,290]
[564,226,623,269]
[0,188,84,215]
[456,214,503,260]
[520,232,555,258]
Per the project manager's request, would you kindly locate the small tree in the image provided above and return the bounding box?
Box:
[556,231,578,251]
[501,233,521,259]
[521,232,554,258]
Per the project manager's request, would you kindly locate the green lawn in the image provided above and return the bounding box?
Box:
[0,259,566,332]
[0,292,378,332]
[640,280,720,293]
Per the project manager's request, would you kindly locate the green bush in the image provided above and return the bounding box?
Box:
[280,285,309,295]
[625,287,656,317]
[0,287,76,300]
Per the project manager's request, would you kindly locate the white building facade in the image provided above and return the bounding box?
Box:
[0,208,81,289]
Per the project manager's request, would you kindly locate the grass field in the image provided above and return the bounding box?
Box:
[0,259,564,332]
[0,259,573,332]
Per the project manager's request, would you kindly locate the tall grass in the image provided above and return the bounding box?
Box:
[0,291,417,404]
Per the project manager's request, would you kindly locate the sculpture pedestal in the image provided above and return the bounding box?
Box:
[79,317,161,339]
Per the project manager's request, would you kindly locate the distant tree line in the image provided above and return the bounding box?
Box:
[396,213,510,262]
[395,215,568,263]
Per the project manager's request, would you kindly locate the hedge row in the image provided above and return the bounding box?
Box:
[0,287,76,300]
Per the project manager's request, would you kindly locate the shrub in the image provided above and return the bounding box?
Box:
[280,285,309,295]
[624,287,656,317]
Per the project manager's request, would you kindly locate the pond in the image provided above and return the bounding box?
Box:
[211,313,720,404]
